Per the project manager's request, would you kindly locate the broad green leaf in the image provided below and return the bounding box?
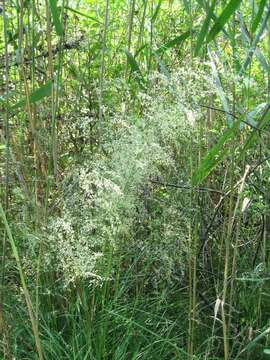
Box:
[194,0,216,56]
[206,0,242,43]
[251,0,267,34]
[192,120,240,185]
[65,6,101,24]
[125,49,145,87]
[12,81,53,110]
[156,31,191,55]
[236,327,270,358]
[49,0,64,36]
[264,349,270,355]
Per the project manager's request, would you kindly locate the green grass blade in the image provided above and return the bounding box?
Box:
[196,0,230,38]
[240,104,270,155]
[192,120,240,185]
[236,327,270,358]
[206,0,242,43]
[251,0,267,34]
[194,0,216,56]
[239,12,269,71]
[239,6,270,77]
[151,0,162,23]
[156,31,192,55]
[124,49,145,87]
[0,202,44,359]
[12,80,53,110]
[65,6,101,24]
[209,51,233,125]
[49,0,64,36]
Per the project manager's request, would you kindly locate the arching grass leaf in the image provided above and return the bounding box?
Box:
[65,6,101,24]
[125,49,145,87]
[239,11,269,71]
[192,120,240,185]
[194,0,216,56]
[12,81,53,110]
[236,327,270,358]
[156,31,192,55]
[151,0,162,23]
[239,6,270,77]
[206,0,242,43]
[251,0,267,34]
[240,104,270,155]
[49,0,64,36]
[209,51,233,125]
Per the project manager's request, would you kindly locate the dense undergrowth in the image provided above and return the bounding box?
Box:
[1,1,270,359]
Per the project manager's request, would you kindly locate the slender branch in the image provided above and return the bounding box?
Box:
[199,103,267,132]
[150,179,224,195]
[0,36,84,69]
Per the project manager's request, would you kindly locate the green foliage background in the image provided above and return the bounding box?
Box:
[0,0,270,359]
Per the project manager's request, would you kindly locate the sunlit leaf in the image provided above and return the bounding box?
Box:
[194,0,216,56]
[151,0,162,23]
[209,51,233,125]
[239,6,270,76]
[206,0,242,43]
[49,0,64,36]
[239,11,269,72]
[240,104,270,155]
[156,31,192,55]
[65,6,101,23]
[251,0,267,34]
[12,81,53,110]
[192,120,240,185]
[237,328,270,356]
[125,49,145,87]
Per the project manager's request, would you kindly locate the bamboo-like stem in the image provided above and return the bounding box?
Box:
[98,0,109,128]
[228,166,250,330]
[137,0,147,50]
[125,0,136,77]
[0,0,12,357]
[0,202,44,360]
[127,0,136,52]
[45,0,57,178]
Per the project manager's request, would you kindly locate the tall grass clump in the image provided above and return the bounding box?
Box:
[1,0,270,359]
[47,64,213,288]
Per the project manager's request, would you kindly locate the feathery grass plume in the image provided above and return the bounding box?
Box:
[48,63,214,286]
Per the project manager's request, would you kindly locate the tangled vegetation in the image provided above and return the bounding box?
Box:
[0,1,270,359]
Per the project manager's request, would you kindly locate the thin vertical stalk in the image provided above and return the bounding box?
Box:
[0,202,43,360]
[221,10,238,360]
[98,0,109,128]
[45,0,57,177]
[137,0,147,50]
[125,0,136,76]
[228,167,250,327]
[188,132,199,357]
[148,0,154,73]
[0,0,12,357]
